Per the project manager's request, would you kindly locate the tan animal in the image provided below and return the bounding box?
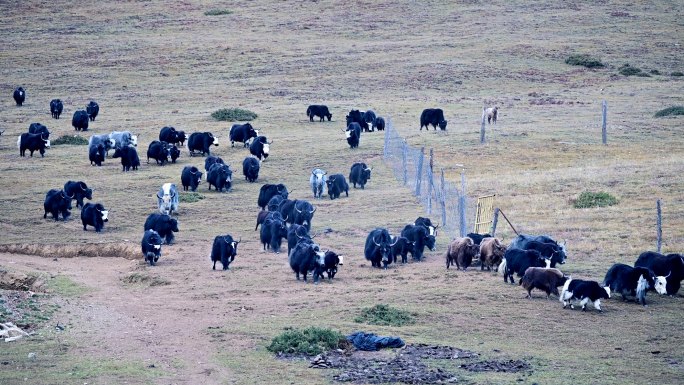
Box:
[446,237,480,271]
[479,237,507,271]
[486,107,498,124]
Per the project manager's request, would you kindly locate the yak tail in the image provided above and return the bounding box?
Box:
[497,258,507,275]
[518,277,523,286]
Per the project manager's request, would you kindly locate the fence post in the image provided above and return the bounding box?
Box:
[440,168,447,228]
[415,147,424,197]
[402,138,408,186]
[384,116,390,157]
[602,101,607,145]
[491,207,500,237]
[427,148,434,214]
[657,199,662,253]
[459,169,467,237]
[480,107,486,145]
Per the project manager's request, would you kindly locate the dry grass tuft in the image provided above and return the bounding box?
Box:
[0,244,140,260]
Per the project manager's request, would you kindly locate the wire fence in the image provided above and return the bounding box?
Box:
[383,117,479,238]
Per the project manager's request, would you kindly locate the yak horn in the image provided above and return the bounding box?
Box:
[390,237,399,246]
[295,203,302,213]
[310,207,316,214]
[295,227,305,239]
[373,235,381,247]
[157,193,163,199]
[312,170,316,175]
[283,215,289,222]
[0,128,5,133]
[310,231,317,239]
[666,271,672,278]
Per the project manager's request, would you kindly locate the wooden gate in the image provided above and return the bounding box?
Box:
[473,194,495,234]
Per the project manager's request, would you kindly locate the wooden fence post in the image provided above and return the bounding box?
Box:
[402,138,408,186]
[491,207,500,237]
[440,168,447,228]
[427,148,434,214]
[657,199,662,253]
[602,100,607,145]
[480,107,486,145]
[459,169,467,237]
[415,147,424,196]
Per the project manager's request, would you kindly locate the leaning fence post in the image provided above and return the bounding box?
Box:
[384,116,391,157]
[657,199,662,253]
[602,101,607,145]
[459,169,467,237]
[440,168,447,229]
[427,148,434,214]
[415,147,424,197]
[480,107,487,145]
[402,138,408,186]
[491,207,500,237]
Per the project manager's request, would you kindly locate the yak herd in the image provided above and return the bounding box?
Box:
[11,90,684,312]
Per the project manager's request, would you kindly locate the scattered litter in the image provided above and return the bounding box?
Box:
[324,228,334,233]
[28,352,36,359]
[347,332,405,351]
[1,322,32,342]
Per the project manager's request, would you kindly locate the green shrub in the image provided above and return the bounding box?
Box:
[618,64,642,76]
[672,71,684,77]
[204,9,234,16]
[650,69,661,75]
[354,304,416,327]
[179,192,205,203]
[211,108,258,122]
[51,135,88,145]
[654,106,684,118]
[635,72,651,77]
[565,54,605,68]
[266,327,345,356]
[572,192,619,208]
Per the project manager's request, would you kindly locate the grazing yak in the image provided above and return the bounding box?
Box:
[363,110,377,131]
[345,122,361,148]
[346,109,366,130]
[86,101,99,121]
[603,263,668,306]
[520,268,569,300]
[414,217,438,236]
[18,133,50,157]
[446,237,480,270]
[159,127,187,146]
[268,195,285,212]
[147,140,171,166]
[635,251,684,296]
[402,225,436,262]
[364,228,397,269]
[72,110,89,131]
[310,169,327,199]
[287,223,316,256]
[289,242,326,284]
[141,230,163,266]
[466,233,491,245]
[29,123,50,137]
[261,216,288,253]
[242,157,260,182]
[207,163,233,193]
[64,181,93,209]
[250,136,272,161]
[169,144,180,163]
[204,156,225,179]
[110,131,138,149]
[293,200,316,231]
[420,108,447,130]
[350,163,372,189]
[307,105,332,122]
[487,107,498,124]
[144,213,179,245]
[43,189,73,221]
[479,237,507,271]
[391,236,415,264]
[561,279,611,313]
[375,116,385,131]
[89,144,105,166]
[50,99,63,119]
[89,134,116,156]
[81,203,109,233]
[187,132,219,156]
[211,235,241,270]
[277,199,297,225]
[500,249,550,284]
[229,123,259,148]
[13,87,25,106]
[157,183,179,215]
[257,184,289,210]
[326,174,349,200]
[112,145,140,171]
[181,166,203,191]
[509,234,567,266]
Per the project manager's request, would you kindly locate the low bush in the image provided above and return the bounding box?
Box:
[565,54,605,68]
[650,69,661,75]
[179,192,205,203]
[618,64,643,76]
[266,327,345,355]
[672,71,684,77]
[204,10,233,16]
[572,192,618,208]
[654,106,684,118]
[354,304,416,327]
[211,108,258,122]
[51,135,88,145]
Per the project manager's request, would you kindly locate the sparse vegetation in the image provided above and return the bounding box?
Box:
[122,273,170,286]
[672,71,684,77]
[204,9,234,16]
[354,304,417,327]
[51,135,88,145]
[211,108,258,122]
[654,106,684,118]
[618,64,643,76]
[650,69,661,75]
[266,327,345,355]
[179,192,205,203]
[564,54,605,68]
[572,192,619,208]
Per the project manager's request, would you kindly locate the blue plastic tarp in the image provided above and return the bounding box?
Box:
[347,332,405,351]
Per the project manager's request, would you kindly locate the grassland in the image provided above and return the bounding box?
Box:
[0,0,683,384]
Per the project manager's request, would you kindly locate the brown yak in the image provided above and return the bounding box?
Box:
[446,237,480,271]
[519,267,569,300]
[479,237,508,271]
[486,107,498,124]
